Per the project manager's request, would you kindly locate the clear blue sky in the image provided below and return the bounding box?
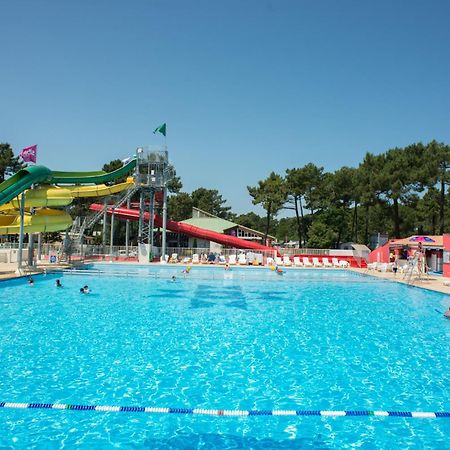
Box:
[2,0,450,216]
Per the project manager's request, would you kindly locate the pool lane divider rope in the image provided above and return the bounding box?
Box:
[0,403,448,418]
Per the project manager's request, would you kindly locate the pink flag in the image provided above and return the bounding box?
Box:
[19,145,37,163]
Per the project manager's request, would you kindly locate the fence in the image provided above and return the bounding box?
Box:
[1,242,363,267]
[276,248,331,257]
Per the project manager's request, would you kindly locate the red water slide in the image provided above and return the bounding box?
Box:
[90,204,277,253]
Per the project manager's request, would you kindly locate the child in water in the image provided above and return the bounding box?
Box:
[80,285,90,293]
[55,279,62,287]
[28,277,34,286]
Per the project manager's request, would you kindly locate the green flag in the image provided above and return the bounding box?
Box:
[153,123,166,137]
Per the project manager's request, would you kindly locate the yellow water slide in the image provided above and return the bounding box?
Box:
[0,209,73,234]
[0,177,134,234]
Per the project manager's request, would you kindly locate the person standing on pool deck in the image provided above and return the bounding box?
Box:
[392,257,398,276]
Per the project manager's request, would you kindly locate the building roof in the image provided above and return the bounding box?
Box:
[351,244,371,253]
[181,207,273,239]
[389,235,443,248]
[191,207,217,219]
[180,217,237,234]
[223,224,276,240]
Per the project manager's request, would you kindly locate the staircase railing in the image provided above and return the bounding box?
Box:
[70,185,139,243]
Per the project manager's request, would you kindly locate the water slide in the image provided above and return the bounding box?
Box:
[0,178,134,212]
[89,204,277,253]
[0,209,73,234]
[0,159,136,207]
[0,159,136,234]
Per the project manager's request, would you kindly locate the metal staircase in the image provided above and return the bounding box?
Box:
[69,185,139,244]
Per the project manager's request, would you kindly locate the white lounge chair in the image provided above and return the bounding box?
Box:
[333,258,349,268]
[283,255,292,266]
[160,254,169,264]
[302,257,313,267]
[254,253,263,265]
[266,257,275,266]
[275,256,284,266]
[192,253,200,264]
[397,261,409,273]
[229,254,237,265]
[312,257,323,267]
[238,254,247,265]
[293,256,303,267]
[332,258,341,268]
[322,257,333,267]
[218,255,226,265]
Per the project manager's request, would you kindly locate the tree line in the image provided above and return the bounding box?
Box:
[1,141,449,248]
[165,140,449,247]
[247,141,449,247]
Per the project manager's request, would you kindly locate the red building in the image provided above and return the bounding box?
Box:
[369,235,446,275]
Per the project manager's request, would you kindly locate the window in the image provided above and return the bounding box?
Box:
[444,251,450,264]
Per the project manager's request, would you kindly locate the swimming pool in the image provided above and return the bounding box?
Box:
[0,265,449,448]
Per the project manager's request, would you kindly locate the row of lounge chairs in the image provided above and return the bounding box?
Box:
[165,253,249,265]
[366,260,426,274]
[164,253,350,268]
[270,256,349,268]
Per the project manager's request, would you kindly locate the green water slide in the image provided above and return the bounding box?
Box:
[0,158,136,207]
[51,158,136,184]
[0,166,53,207]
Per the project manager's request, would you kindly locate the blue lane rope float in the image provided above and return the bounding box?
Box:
[0,402,448,418]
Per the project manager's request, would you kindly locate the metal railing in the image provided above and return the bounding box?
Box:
[2,242,367,267]
[276,248,331,257]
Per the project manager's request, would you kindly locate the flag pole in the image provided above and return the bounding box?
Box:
[16,192,26,275]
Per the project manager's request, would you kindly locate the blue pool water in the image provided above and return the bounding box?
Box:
[0,265,449,449]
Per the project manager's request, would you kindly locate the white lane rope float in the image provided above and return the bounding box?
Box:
[0,402,448,418]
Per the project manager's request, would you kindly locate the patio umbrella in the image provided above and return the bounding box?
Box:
[409,236,435,242]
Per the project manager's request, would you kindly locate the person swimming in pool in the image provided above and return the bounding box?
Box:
[444,307,450,319]
[55,279,62,287]
[80,285,90,293]
[274,265,284,275]
[28,277,34,286]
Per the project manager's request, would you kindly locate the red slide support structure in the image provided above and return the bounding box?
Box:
[90,204,277,253]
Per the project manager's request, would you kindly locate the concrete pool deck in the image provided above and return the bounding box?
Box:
[0,262,74,281]
[348,267,450,295]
